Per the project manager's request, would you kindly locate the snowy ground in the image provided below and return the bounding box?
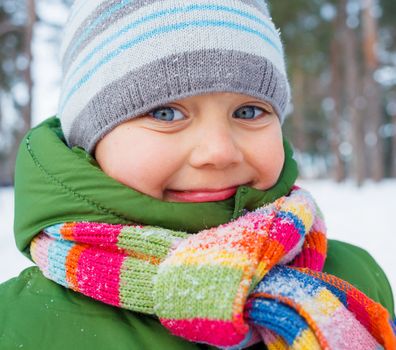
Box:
[0,187,32,282]
[0,181,395,305]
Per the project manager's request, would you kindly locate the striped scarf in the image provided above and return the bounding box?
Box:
[30,186,395,349]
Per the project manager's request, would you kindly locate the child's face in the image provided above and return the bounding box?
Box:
[95,92,284,202]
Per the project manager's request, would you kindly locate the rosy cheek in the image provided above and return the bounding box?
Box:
[253,137,284,187]
[117,140,180,197]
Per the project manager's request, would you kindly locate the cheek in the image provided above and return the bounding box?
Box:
[98,131,182,198]
[246,128,284,187]
[266,145,285,180]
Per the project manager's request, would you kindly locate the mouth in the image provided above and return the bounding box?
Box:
[164,186,240,203]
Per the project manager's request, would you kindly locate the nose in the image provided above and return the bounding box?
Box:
[188,122,244,170]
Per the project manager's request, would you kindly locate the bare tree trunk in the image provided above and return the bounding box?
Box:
[393,112,396,177]
[291,69,306,153]
[0,91,4,185]
[329,9,345,182]
[21,0,35,132]
[0,20,22,37]
[362,0,384,181]
[340,0,365,186]
[0,91,3,133]
[5,0,36,185]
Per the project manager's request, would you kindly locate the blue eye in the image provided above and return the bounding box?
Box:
[149,107,184,121]
[234,106,266,120]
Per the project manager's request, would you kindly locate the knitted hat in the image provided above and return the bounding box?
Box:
[58,0,290,154]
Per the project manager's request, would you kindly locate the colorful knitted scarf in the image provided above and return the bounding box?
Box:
[30,186,395,349]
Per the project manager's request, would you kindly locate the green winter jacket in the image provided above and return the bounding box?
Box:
[0,116,394,350]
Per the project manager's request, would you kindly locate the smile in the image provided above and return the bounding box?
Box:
[165,186,239,202]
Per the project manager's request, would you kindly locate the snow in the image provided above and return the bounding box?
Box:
[0,187,34,282]
[297,179,396,301]
[1,181,395,307]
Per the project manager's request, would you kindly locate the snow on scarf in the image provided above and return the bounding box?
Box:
[30,186,396,349]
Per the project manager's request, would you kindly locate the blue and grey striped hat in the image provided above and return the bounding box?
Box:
[59,0,290,154]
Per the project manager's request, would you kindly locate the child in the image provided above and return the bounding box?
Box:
[1,1,395,349]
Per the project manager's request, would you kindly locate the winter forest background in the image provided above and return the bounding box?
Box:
[0,1,395,297]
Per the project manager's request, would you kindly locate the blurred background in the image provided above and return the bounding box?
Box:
[0,1,395,298]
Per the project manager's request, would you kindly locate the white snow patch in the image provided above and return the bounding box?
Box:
[0,188,34,282]
[297,179,396,305]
